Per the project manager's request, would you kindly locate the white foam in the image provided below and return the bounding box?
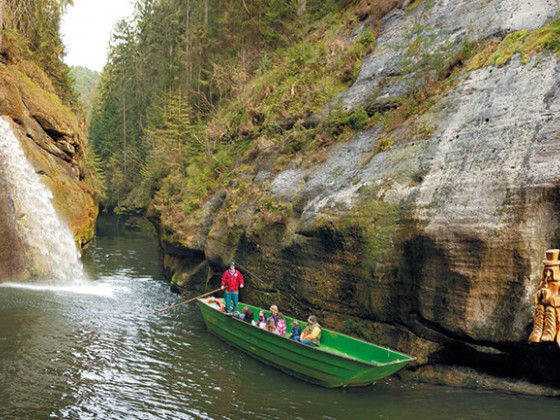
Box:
[0,282,125,298]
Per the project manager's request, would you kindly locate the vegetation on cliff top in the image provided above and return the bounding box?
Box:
[467,18,560,70]
[89,0,560,252]
[3,0,79,109]
[89,0,401,218]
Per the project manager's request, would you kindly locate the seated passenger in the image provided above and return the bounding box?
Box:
[236,306,249,320]
[270,305,279,325]
[300,315,321,347]
[265,317,280,334]
[276,312,287,336]
[243,308,256,326]
[289,320,302,341]
[257,310,267,328]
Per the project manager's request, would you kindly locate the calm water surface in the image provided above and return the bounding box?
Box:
[1,219,559,419]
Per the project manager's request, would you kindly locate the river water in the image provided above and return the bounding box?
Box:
[0,218,559,420]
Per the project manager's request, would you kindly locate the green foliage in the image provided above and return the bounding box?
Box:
[258,196,284,213]
[325,104,369,136]
[346,107,369,130]
[3,2,103,205]
[306,0,350,18]
[4,0,78,108]
[90,0,385,212]
[261,0,299,47]
[358,30,377,48]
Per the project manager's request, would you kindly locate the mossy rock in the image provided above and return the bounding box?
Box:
[18,125,95,249]
[12,65,79,137]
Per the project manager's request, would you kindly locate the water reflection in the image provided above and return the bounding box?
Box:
[1,218,559,419]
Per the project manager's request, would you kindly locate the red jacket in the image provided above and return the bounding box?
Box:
[221,269,244,291]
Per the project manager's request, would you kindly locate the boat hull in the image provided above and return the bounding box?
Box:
[197,299,414,388]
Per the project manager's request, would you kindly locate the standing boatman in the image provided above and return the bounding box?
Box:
[221,261,244,312]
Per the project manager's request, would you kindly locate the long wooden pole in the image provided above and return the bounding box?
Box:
[153,288,222,315]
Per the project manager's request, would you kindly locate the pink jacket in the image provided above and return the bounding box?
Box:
[277,318,287,336]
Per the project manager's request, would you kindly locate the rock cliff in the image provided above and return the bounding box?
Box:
[152,0,560,393]
[0,56,97,281]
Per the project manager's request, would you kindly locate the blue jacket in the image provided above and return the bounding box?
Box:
[290,325,302,340]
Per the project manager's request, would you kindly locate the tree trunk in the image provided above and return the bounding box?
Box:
[204,0,208,26]
[122,91,127,172]
[185,0,191,83]
[297,0,306,16]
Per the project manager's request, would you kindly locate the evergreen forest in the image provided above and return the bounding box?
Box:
[70,66,100,116]
[88,0,388,215]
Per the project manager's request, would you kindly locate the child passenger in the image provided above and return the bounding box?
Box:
[265,317,279,334]
[257,310,267,328]
[270,305,279,325]
[289,320,302,341]
[276,312,287,336]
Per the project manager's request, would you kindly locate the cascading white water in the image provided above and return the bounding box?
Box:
[0,117,86,283]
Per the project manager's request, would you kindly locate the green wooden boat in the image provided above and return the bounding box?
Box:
[197,297,415,388]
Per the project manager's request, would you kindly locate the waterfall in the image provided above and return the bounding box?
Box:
[0,117,86,283]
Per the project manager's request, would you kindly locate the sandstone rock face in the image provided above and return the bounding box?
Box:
[156,1,560,391]
[340,0,559,108]
[0,61,97,281]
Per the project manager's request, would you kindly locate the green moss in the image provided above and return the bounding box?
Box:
[485,31,528,67]
[258,196,285,213]
[375,137,394,153]
[340,319,368,338]
[466,41,499,72]
[518,19,560,63]
[361,200,400,276]
[406,0,424,10]
[335,191,400,280]
[14,68,79,135]
[171,270,188,288]
[468,19,560,71]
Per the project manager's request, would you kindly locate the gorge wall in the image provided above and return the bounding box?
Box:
[151,0,560,393]
[0,56,97,281]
